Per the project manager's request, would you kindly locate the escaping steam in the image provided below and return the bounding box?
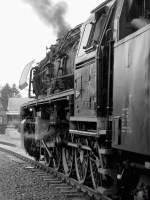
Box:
[23,0,71,37]
[23,131,51,140]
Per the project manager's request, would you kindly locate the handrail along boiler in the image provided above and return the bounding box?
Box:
[20,0,150,199]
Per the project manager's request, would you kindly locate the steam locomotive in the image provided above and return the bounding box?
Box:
[20,0,150,199]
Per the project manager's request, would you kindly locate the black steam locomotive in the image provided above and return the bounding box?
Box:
[20,0,150,199]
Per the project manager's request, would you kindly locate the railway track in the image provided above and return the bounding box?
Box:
[0,146,112,200]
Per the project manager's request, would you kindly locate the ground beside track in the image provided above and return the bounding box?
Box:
[0,129,32,159]
[0,130,88,200]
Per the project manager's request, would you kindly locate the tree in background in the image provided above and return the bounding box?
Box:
[11,84,21,97]
[0,83,21,110]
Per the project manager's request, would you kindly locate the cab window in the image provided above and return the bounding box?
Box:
[77,6,109,57]
[119,0,150,40]
[86,8,108,48]
[77,23,92,57]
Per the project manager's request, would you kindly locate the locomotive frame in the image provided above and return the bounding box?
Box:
[20,0,150,199]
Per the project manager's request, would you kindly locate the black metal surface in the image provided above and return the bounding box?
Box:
[112,25,150,155]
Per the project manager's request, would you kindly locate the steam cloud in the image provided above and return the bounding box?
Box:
[23,0,71,37]
[23,129,54,140]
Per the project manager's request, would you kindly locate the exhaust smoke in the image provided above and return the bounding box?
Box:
[23,0,71,37]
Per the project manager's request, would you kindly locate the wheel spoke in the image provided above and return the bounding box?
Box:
[75,138,89,184]
[90,153,102,189]
[62,147,73,176]
[44,149,51,166]
[50,147,61,171]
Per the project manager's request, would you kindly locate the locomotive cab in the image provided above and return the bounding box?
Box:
[112,0,150,155]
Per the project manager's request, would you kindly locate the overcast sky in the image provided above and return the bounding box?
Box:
[0,0,103,96]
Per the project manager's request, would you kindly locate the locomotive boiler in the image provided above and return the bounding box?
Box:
[20,0,150,199]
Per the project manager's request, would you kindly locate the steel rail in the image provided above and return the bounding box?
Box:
[0,146,112,200]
